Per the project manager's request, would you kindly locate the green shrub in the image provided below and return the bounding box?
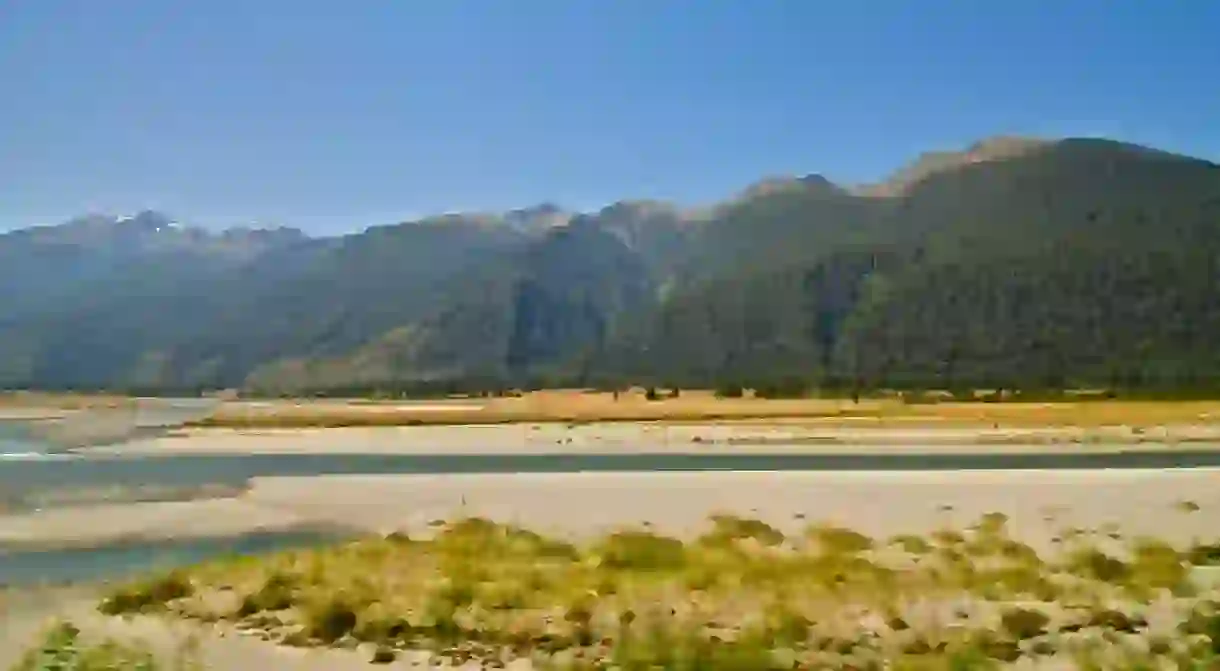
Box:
[700,515,786,547]
[713,383,744,399]
[1178,601,1220,648]
[369,646,397,664]
[10,621,190,671]
[237,571,299,616]
[999,606,1049,640]
[1085,608,1145,633]
[1187,541,1220,566]
[611,620,782,670]
[1063,548,1131,583]
[808,525,874,555]
[98,572,194,615]
[303,597,360,643]
[973,512,1010,536]
[1174,499,1201,513]
[1129,538,1189,591]
[753,378,808,400]
[889,534,933,554]
[595,530,686,571]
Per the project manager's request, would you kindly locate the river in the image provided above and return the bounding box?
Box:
[5,403,1220,587]
[5,448,1220,498]
[0,531,341,587]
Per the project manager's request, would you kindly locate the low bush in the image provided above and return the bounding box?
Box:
[302,597,361,643]
[98,572,193,615]
[999,606,1050,640]
[595,530,687,570]
[10,621,199,671]
[713,383,744,398]
[700,514,786,547]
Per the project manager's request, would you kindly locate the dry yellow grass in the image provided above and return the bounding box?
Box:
[190,391,868,428]
[8,388,1220,430]
[0,392,131,411]
[187,390,1220,430]
[882,399,1220,427]
[94,515,1220,669]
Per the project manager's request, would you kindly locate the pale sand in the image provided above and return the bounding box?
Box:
[3,469,1219,552]
[78,422,1220,457]
[0,586,98,668]
[1,592,453,671]
[241,469,1220,551]
[0,409,65,420]
[0,498,308,551]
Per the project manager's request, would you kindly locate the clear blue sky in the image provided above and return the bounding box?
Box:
[2,1,1218,234]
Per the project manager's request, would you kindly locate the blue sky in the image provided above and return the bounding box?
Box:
[2,1,1217,234]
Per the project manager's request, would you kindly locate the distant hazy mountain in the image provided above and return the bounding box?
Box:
[10,210,307,255]
[0,210,307,324]
[4,136,1220,394]
[500,203,572,233]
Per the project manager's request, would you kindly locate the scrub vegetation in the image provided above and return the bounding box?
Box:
[9,621,199,671]
[92,513,1220,668]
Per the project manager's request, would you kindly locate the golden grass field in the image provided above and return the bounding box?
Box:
[189,392,1220,430]
[9,389,1220,430]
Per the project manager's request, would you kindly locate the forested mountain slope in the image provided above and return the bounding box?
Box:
[835,139,1220,389]
[3,137,1218,393]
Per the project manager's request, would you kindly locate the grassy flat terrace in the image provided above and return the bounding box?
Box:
[10,390,1220,431]
[195,394,1220,430]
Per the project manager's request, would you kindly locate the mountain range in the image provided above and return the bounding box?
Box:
[3,136,1220,395]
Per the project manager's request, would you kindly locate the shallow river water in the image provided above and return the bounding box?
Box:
[4,422,1220,586]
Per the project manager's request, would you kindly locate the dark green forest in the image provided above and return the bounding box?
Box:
[3,137,1219,396]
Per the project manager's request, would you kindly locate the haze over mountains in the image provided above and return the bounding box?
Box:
[3,136,1219,395]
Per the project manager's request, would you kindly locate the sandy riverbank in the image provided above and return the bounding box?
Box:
[3,469,1219,553]
[1,595,490,671]
[0,586,438,671]
[244,469,1220,551]
[77,421,1220,457]
[0,498,313,553]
